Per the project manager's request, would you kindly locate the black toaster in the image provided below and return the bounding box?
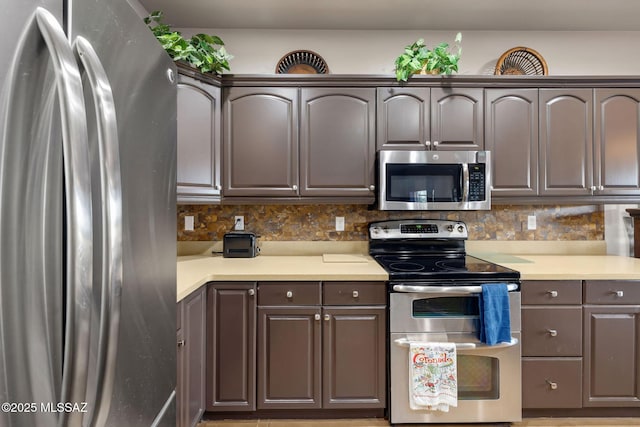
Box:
[223,232,260,258]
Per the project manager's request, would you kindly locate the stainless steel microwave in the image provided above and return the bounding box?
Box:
[378,150,491,210]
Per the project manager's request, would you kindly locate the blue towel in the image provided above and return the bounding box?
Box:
[478,284,511,345]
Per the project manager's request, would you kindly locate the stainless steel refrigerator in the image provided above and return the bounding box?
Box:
[0,0,176,426]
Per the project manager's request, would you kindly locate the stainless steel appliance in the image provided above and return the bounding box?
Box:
[0,1,176,426]
[369,219,521,424]
[378,150,491,211]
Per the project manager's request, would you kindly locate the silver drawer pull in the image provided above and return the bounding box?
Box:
[314,313,321,321]
[247,289,255,296]
[547,329,558,337]
[546,380,558,390]
[613,290,624,298]
[286,291,293,299]
[324,314,331,321]
[352,290,359,298]
[548,290,558,298]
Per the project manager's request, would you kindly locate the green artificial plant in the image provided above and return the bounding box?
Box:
[394,32,462,82]
[144,10,232,75]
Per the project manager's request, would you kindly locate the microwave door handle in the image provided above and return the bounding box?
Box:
[462,163,470,202]
[392,284,519,294]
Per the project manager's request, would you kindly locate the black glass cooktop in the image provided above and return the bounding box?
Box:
[374,254,520,282]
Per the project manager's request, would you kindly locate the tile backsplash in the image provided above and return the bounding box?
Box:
[177,204,604,241]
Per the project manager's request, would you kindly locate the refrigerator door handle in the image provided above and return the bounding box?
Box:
[35,7,93,427]
[73,36,123,427]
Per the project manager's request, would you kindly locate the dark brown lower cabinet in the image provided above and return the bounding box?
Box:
[256,281,386,411]
[177,286,206,427]
[583,305,640,407]
[206,282,257,411]
[257,307,322,409]
[322,307,386,408]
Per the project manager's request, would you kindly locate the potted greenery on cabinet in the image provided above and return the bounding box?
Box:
[394,33,462,81]
[144,10,232,75]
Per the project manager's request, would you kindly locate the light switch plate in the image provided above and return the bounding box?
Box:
[335,216,345,231]
[184,215,194,231]
[527,215,537,230]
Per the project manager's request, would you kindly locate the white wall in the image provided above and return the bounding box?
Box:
[178,28,640,76]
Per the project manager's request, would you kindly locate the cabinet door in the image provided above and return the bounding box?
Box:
[223,87,298,196]
[177,74,221,203]
[300,88,376,198]
[322,307,386,408]
[182,287,206,426]
[430,88,483,150]
[485,89,538,196]
[377,87,430,150]
[583,305,640,407]
[594,89,640,195]
[257,307,322,409]
[206,283,257,411]
[176,301,185,427]
[539,89,593,196]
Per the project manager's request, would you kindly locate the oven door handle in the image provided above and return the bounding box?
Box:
[394,337,519,350]
[392,284,518,294]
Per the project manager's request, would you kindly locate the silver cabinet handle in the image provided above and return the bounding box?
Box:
[177,340,185,347]
[352,290,359,298]
[35,8,93,418]
[324,314,331,321]
[314,313,321,321]
[613,290,624,298]
[394,337,518,350]
[547,329,558,337]
[590,186,597,192]
[215,184,221,190]
[599,185,604,191]
[425,141,431,147]
[432,141,439,149]
[292,184,298,191]
[548,290,558,298]
[286,291,293,299]
[247,289,255,296]
[546,380,558,390]
[74,36,123,427]
[369,185,375,191]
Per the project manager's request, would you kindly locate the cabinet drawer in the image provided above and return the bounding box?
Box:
[522,357,583,408]
[258,282,321,306]
[522,307,582,356]
[584,280,640,304]
[323,281,386,306]
[521,280,582,305]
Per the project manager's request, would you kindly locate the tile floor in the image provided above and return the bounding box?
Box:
[199,418,640,427]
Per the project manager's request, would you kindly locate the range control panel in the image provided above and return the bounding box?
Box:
[369,219,468,240]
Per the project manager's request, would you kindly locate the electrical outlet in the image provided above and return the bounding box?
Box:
[234,216,245,231]
[527,215,537,230]
[335,216,345,232]
[184,216,194,231]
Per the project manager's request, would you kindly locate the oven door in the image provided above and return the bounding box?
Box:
[389,331,522,424]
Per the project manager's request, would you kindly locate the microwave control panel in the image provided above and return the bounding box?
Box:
[468,163,486,201]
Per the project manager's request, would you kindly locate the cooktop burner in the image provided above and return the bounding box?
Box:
[368,219,521,284]
[374,254,519,282]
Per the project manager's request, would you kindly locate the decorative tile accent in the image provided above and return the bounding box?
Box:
[177,204,604,242]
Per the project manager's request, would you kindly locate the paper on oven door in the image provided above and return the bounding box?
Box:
[409,342,458,412]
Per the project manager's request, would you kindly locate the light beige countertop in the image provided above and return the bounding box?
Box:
[177,254,387,302]
[177,241,640,302]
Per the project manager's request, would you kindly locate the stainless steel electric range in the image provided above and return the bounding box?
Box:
[369,219,522,424]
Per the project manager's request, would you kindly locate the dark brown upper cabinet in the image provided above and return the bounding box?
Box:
[377,87,483,151]
[485,89,539,197]
[177,73,222,204]
[594,89,640,195]
[300,88,376,198]
[223,87,299,197]
[539,89,594,196]
[223,87,375,202]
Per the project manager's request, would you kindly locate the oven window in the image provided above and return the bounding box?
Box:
[458,355,500,400]
[386,163,462,202]
[412,296,479,318]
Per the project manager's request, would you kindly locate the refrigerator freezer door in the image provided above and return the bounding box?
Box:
[68,0,177,425]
